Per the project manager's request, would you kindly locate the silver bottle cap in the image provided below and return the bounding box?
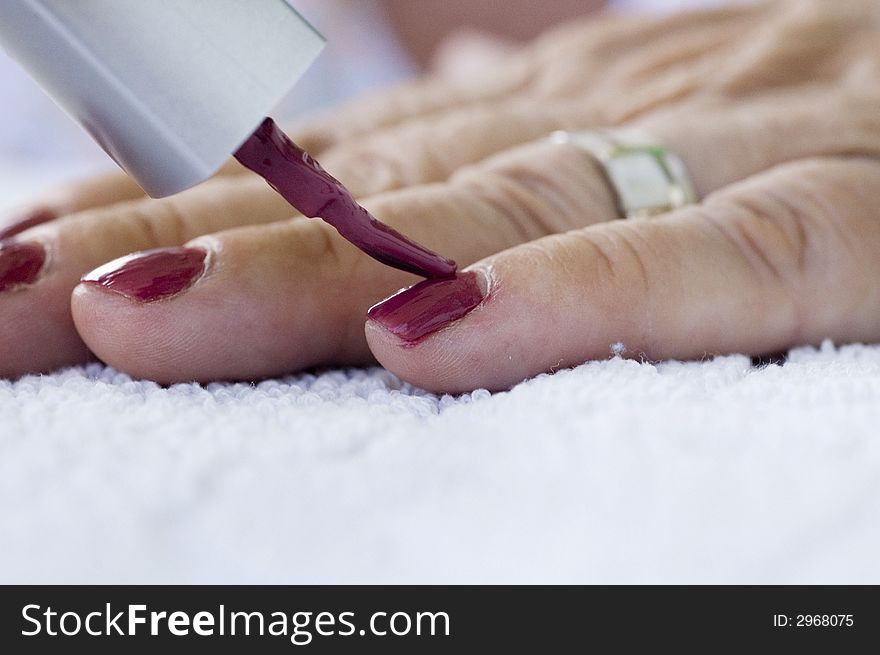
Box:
[0,0,324,197]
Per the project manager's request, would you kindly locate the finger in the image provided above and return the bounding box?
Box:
[324,79,880,204]
[713,0,880,95]
[0,159,247,240]
[69,138,620,382]
[365,157,880,392]
[569,0,874,122]
[291,48,536,155]
[293,1,766,154]
[0,176,295,376]
[306,15,769,198]
[66,100,880,385]
[296,2,826,199]
[319,99,594,197]
[635,88,880,198]
[528,4,767,121]
[316,66,880,201]
[0,170,146,239]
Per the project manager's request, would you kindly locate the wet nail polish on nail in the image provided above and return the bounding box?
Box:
[367,271,486,342]
[0,241,47,293]
[81,247,207,302]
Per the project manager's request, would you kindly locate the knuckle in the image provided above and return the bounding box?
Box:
[120,201,181,250]
[543,224,655,350]
[322,143,409,197]
[152,198,191,246]
[716,0,850,94]
[702,187,813,289]
[531,224,653,308]
[700,159,880,343]
[459,169,560,244]
[456,140,618,239]
[116,193,205,250]
[290,219,349,276]
[578,227,652,298]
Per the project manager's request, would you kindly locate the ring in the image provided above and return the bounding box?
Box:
[550,129,697,219]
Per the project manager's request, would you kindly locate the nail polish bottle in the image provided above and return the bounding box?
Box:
[0,0,324,198]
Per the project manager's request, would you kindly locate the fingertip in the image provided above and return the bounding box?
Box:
[71,278,200,384]
[365,318,488,394]
[364,266,531,393]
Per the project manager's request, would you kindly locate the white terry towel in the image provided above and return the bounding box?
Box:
[2,341,879,583]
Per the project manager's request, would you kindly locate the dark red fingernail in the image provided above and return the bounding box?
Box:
[0,207,58,240]
[81,246,207,302]
[0,240,47,293]
[367,270,486,342]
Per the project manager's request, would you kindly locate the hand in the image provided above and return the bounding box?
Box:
[1,0,879,392]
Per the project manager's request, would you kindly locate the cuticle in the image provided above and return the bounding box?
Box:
[34,237,54,277]
[473,265,495,300]
[194,244,214,285]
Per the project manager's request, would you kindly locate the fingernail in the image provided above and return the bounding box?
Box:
[81,246,207,302]
[367,270,487,342]
[0,240,47,293]
[0,207,58,240]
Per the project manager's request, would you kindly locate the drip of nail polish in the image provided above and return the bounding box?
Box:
[0,207,57,240]
[367,271,484,342]
[81,247,206,302]
[0,241,46,293]
[234,117,456,279]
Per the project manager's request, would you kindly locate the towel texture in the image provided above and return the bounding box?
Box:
[2,340,879,583]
